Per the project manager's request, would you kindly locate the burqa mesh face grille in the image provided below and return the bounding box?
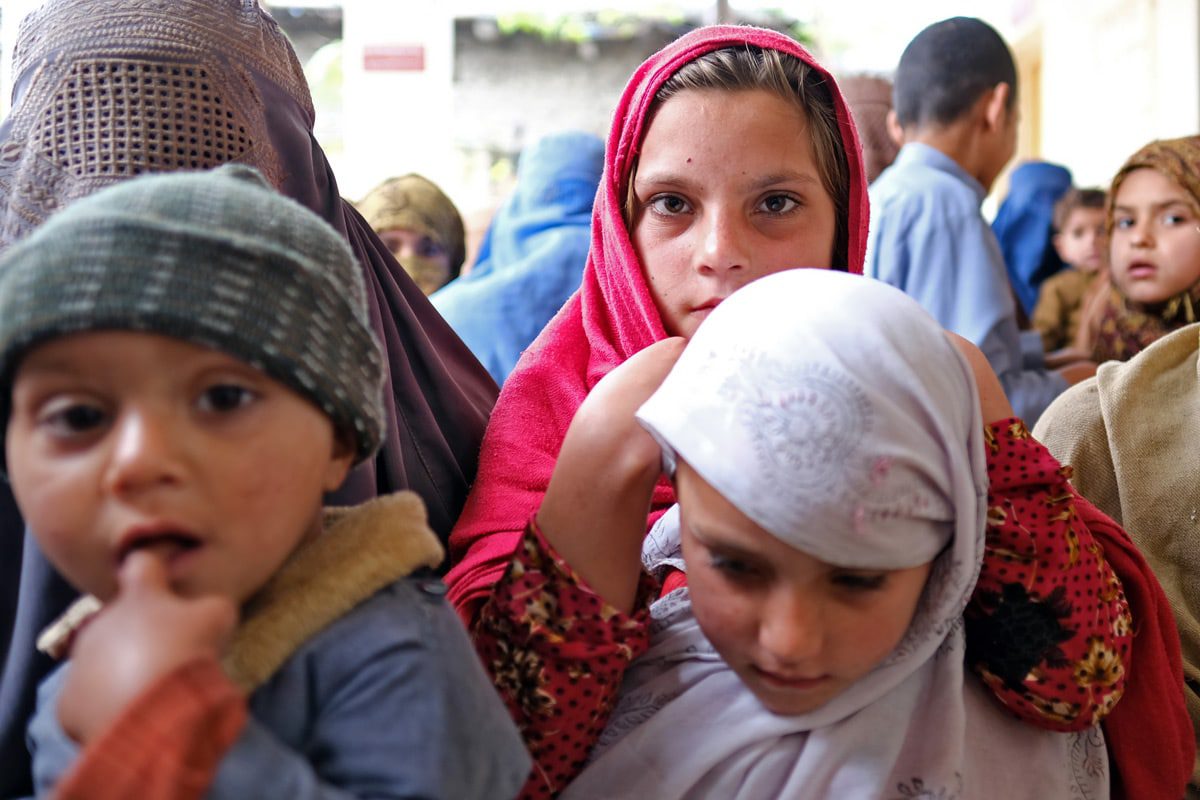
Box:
[37,60,254,178]
[0,0,312,249]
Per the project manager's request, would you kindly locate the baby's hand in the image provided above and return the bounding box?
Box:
[57,551,237,744]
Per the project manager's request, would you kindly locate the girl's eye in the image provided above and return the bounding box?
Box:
[197,384,257,413]
[416,237,445,259]
[1161,213,1188,226]
[648,194,691,216]
[40,403,107,436]
[710,554,764,583]
[1113,216,1135,230]
[831,572,887,592]
[759,194,800,215]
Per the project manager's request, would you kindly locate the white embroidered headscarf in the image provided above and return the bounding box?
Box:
[561,269,1108,800]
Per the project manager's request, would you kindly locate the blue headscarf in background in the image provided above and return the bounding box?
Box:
[432,131,604,384]
[992,161,1073,315]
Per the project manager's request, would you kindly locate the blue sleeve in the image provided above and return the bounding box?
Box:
[868,199,1067,425]
[1019,329,1046,368]
[209,577,530,800]
[25,581,530,800]
[25,663,78,799]
[1,526,78,800]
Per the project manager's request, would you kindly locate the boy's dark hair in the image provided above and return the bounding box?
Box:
[893,17,1017,130]
[1053,188,1107,232]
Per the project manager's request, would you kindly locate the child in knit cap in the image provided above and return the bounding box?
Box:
[5,165,529,799]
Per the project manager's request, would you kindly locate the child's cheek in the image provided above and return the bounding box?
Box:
[688,570,754,662]
[221,438,315,525]
[15,465,116,600]
[217,429,332,560]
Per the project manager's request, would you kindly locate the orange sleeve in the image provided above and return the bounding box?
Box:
[54,658,246,800]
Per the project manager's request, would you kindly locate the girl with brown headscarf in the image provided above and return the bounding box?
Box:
[1077,136,1200,362]
[1044,134,1200,798]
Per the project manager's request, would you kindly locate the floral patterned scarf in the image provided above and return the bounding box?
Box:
[1093,283,1200,363]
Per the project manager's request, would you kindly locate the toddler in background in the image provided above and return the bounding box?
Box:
[1032,187,1107,352]
[6,166,528,799]
[1079,136,1200,362]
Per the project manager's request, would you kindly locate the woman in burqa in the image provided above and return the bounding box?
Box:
[0,2,497,793]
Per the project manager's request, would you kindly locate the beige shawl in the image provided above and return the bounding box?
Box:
[1034,323,1200,795]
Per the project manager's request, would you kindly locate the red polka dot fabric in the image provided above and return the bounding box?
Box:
[473,522,654,799]
[967,418,1130,730]
[473,418,1133,798]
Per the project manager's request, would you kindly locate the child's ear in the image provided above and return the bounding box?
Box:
[323,433,356,492]
[982,82,1012,132]
[1051,232,1068,263]
[885,109,904,148]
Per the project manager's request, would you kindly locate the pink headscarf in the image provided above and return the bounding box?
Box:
[444,25,869,617]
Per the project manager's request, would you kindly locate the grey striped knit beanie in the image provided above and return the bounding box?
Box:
[0,164,386,462]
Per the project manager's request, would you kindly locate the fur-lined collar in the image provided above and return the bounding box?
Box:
[39,492,444,694]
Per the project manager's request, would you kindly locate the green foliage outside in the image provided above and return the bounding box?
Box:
[494,8,812,45]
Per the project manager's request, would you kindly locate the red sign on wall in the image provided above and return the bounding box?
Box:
[363,45,426,72]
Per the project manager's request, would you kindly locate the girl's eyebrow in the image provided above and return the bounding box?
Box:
[688,521,760,558]
[747,171,820,191]
[1113,198,1195,214]
[1153,199,1196,212]
[632,171,694,191]
[634,170,819,192]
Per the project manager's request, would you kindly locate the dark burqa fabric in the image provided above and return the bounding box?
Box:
[0,2,496,794]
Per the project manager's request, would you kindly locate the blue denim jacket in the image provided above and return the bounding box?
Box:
[27,576,530,799]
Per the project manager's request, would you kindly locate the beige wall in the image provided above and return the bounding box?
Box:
[1012,0,1200,189]
[338,1,457,200]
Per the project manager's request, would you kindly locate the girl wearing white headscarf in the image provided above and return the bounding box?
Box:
[555,269,1110,798]
[504,271,1113,800]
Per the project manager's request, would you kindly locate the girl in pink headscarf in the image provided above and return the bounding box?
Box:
[445,26,865,624]
[456,24,1187,800]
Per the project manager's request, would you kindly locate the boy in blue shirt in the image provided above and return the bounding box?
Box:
[867,17,1094,425]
